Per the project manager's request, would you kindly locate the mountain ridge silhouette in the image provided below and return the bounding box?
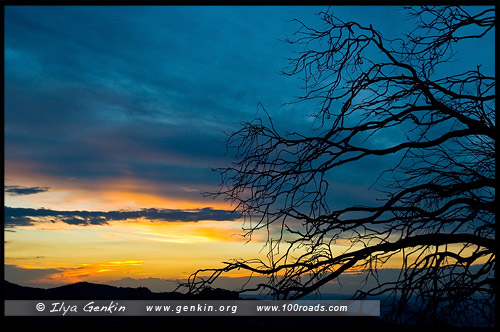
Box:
[4,280,238,300]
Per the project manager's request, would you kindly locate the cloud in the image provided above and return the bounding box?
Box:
[180,187,199,193]
[5,264,64,287]
[4,206,240,228]
[4,6,319,201]
[5,185,50,196]
[3,6,409,219]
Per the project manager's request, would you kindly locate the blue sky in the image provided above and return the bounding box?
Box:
[5,6,319,207]
[4,5,495,290]
[5,5,433,212]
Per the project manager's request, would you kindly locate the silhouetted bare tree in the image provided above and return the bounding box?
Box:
[183,6,495,326]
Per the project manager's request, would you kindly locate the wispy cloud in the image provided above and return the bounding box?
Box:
[5,185,50,196]
[180,186,199,193]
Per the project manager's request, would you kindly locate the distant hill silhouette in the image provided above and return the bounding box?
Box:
[4,280,238,300]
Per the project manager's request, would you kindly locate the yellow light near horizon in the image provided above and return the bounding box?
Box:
[4,217,265,285]
[104,260,144,265]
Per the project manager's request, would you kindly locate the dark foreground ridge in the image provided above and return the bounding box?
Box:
[3,280,396,329]
[3,280,237,300]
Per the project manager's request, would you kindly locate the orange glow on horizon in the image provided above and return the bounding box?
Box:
[5,160,234,212]
[18,260,146,285]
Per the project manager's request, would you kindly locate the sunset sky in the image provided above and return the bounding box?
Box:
[4,6,494,293]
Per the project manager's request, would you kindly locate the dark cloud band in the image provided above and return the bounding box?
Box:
[4,206,240,228]
[5,186,50,196]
